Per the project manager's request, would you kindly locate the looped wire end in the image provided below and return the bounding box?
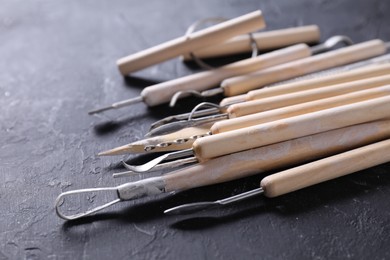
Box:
[55,187,120,220]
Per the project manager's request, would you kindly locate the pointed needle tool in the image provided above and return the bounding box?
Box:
[165,138,390,215]
[56,121,390,220]
[88,96,143,115]
[89,41,324,114]
[98,123,213,155]
[100,70,390,157]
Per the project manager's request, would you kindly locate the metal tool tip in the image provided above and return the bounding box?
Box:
[164,202,217,215]
[88,105,114,115]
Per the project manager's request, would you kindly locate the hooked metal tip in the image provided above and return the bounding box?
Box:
[88,96,143,115]
[170,90,205,107]
[148,107,221,133]
[164,202,218,215]
[55,187,120,220]
[311,35,354,54]
[146,102,224,137]
[146,113,226,138]
[169,88,224,107]
[164,187,264,215]
[114,156,198,178]
[121,149,194,173]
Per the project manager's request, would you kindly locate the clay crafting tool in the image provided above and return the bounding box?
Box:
[89,36,353,115]
[151,57,390,132]
[113,96,390,173]
[165,138,390,214]
[215,39,390,97]
[99,84,390,155]
[147,73,390,138]
[181,25,320,60]
[117,10,265,75]
[55,120,390,220]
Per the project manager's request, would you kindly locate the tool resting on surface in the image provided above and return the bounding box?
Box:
[117,10,265,74]
[150,61,390,133]
[56,120,390,220]
[112,96,390,174]
[220,39,387,96]
[165,138,390,214]
[193,95,390,160]
[101,84,390,155]
[90,44,310,114]
[182,25,320,60]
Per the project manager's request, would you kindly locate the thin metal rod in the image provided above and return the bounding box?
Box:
[164,187,264,215]
[88,96,143,115]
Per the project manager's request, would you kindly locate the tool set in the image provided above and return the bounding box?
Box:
[55,10,390,220]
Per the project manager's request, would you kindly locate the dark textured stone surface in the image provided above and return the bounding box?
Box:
[1,0,390,259]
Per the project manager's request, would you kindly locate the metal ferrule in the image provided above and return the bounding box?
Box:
[117,177,166,200]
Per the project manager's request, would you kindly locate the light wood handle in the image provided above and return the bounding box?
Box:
[219,94,247,106]
[211,85,390,134]
[165,120,390,191]
[261,138,390,198]
[246,63,390,100]
[193,95,390,160]
[227,74,390,117]
[141,44,311,106]
[220,39,387,96]
[116,11,265,75]
[182,25,320,60]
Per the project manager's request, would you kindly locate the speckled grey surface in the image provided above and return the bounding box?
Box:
[1,0,390,259]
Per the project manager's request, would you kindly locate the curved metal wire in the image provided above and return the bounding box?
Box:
[55,187,120,220]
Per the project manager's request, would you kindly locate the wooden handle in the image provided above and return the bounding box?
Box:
[261,138,390,198]
[164,120,390,191]
[211,85,390,134]
[182,25,320,60]
[193,95,390,160]
[116,10,265,75]
[227,74,390,117]
[141,44,311,106]
[219,94,247,106]
[220,39,387,96]
[246,63,390,100]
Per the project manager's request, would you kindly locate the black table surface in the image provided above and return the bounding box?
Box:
[1,0,390,259]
